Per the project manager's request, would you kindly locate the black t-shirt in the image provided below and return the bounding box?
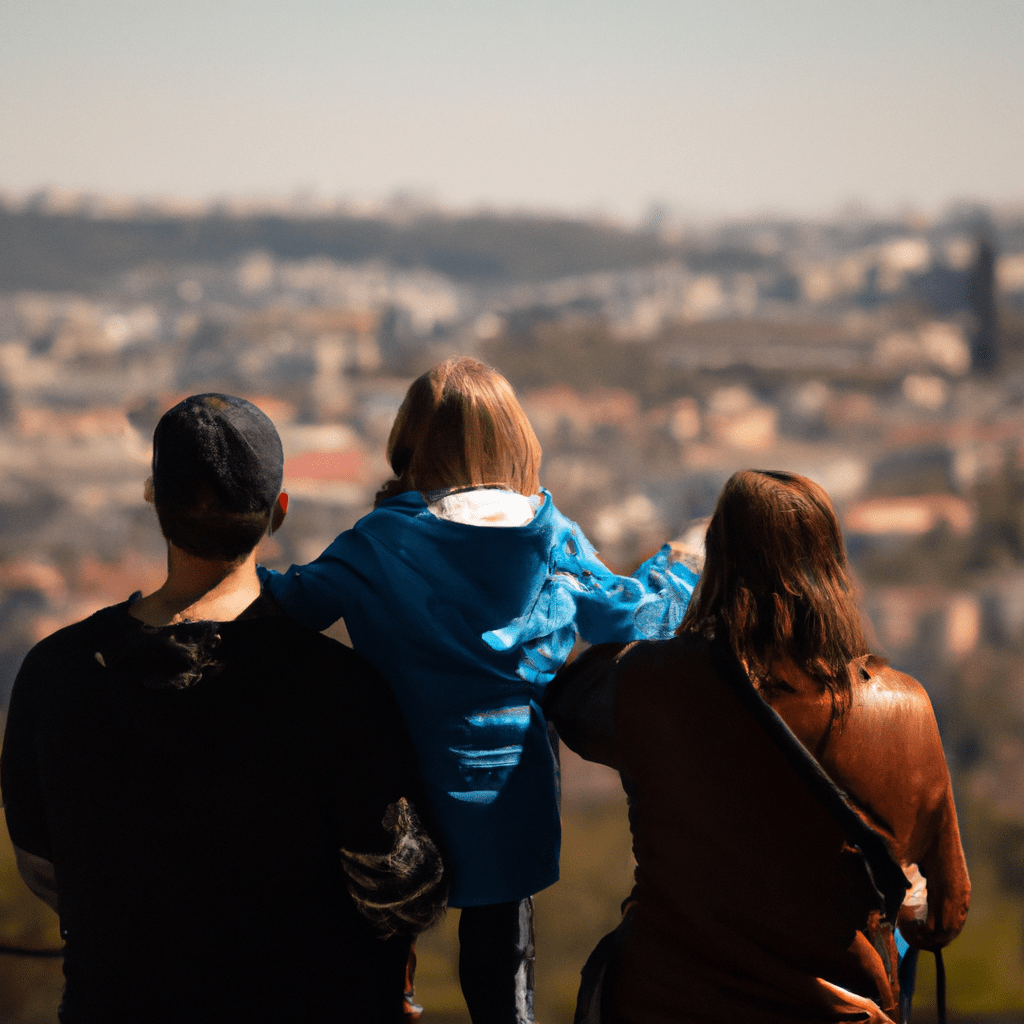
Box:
[1,593,431,1023]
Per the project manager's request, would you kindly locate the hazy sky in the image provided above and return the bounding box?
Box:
[3,0,1022,221]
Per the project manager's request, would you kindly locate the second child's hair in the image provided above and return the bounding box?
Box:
[378,357,541,503]
[679,470,867,716]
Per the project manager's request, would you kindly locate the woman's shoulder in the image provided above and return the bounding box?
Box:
[594,631,711,678]
[551,633,705,691]
[850,654,934,715]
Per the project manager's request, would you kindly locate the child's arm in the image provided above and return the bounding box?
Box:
[258,536,356,632]
[573,534,699,644]
[482,526,698,683]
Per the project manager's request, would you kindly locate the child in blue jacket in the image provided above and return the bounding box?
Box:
[260,357,697,1024]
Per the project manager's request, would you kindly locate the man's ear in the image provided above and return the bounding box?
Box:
[270,491,288,535]
[144,477,155,504]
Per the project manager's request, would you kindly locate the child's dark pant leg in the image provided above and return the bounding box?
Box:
[458,898,535,1024]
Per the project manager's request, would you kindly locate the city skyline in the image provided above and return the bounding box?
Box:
[2,0,1023,222]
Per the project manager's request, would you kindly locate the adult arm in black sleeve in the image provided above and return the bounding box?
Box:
[1,643,60,913]
[12,848,59,912]
[322,648,447,938]
[543,642,631,769]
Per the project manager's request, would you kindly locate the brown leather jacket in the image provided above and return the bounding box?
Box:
[766,653,969,953]
[547,635,969,1023]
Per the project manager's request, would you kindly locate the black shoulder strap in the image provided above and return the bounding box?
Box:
[709,640,910,920]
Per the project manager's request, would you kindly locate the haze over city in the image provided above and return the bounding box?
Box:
[3,0,1022,222]
[4,3,1024,1019]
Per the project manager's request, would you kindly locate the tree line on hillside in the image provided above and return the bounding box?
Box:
[0,208,703,292]
[9,205,974,294]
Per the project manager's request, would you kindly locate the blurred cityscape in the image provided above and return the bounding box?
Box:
[3,192,1024,1019]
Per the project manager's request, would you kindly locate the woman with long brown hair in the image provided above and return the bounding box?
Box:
[682,469,868,729]
[259,357,698,1023]
[547,469,970,1022]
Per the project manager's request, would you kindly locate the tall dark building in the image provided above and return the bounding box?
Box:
[967,235,999,373]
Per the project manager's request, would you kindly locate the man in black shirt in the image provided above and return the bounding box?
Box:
[1,394,445,1023]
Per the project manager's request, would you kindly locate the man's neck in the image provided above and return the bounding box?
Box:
[129,546,262,626]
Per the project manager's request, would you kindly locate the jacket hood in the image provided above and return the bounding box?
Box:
[98,597,224,690]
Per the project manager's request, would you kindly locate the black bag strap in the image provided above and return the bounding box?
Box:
[708,640,910,920]
[709,642,959,1021]
[900,946,947,1024]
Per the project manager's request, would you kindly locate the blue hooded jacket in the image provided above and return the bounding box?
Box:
[260,489,697,906]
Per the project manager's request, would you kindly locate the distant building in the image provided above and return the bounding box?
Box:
[967,236,999,373]
[844,494,974,537]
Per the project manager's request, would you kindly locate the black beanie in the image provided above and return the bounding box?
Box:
[152,394,283,514]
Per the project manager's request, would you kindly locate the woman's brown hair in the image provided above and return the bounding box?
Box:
[679,469,867,715]
[376,357,542,504]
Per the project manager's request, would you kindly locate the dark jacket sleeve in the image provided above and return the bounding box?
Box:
[320,644,447,938]
[1,643,54,860]
[543,642,633,769]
